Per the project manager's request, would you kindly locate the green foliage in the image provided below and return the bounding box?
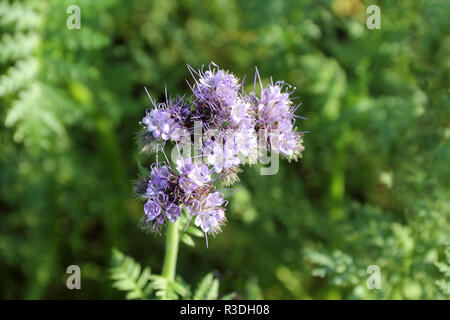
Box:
[110,249,153,300]
[435,245,450,298]
[109,249,231,300]
[0,0,448,299]
[193,273,219,300]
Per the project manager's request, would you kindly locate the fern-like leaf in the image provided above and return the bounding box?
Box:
[0,57,38,96]
[150,274,190,300]
[0,32,39,63]
[109,249,153,300]
[435,246,450,298]
[193,273,219,300]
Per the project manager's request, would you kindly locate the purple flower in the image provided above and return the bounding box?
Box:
[256,83,293,125]
[142,163,182,225]
[223,138,241,168]
[190,192,226,234]
[142,109,171,140]
[168,98,192,125]
[165,202,181,223]
[136,63,306,244]
[142,107,185,142]
[203,134,240,173]
[176,158,212,191]
[146,165,170,194]
[144,199,165,225]
[191,63,241,126]
[195,67,239,107]
[230,98,252,126]
[233,124,258,162]
[253,81,304,158]
[203,139,225,173]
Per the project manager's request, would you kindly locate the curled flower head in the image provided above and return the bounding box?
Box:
[257,82,294,126]
[142,105,187,143]
[190,63,242,127]
[138,163,182,232]
[252,80,304,159]
[141,198,166,233]
[142,108,172,140]
[146,165,170,194]
[267,120,296,156]
[195,66,239,106]
[144,199,164,224]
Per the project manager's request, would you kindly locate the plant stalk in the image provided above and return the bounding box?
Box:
[161,220,180,281]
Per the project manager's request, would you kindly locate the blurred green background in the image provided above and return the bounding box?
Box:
[0,0,449,299]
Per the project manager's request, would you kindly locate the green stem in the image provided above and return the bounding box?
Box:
[161,220,180,281]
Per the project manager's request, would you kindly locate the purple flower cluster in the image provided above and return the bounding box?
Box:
[255,82,304,158]
[192,65,241,126]
[143,164,180,229]
[176,157,211,194]
[136,62,305,245]
[139,160,226,238]
[141,98,191,145]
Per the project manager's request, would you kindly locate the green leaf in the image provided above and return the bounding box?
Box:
[193,273,214,300]
[181,233,195,247]
[170,278,190,298]
[221,292,236,300]
[185,225,204,238]
[205,279,219,300]
[109,249,153,300]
